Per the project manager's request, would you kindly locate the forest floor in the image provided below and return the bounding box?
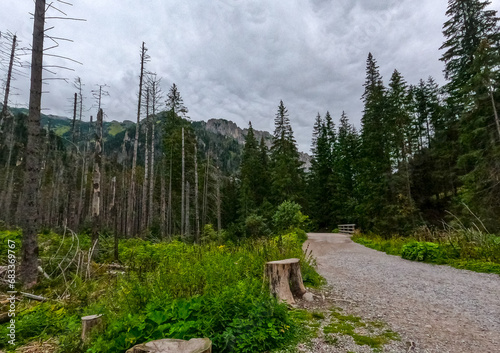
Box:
[293,233,500,353]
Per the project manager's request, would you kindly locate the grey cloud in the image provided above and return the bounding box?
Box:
[2,0,500,151]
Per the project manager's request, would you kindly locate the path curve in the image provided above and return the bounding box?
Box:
[305,233,500,353]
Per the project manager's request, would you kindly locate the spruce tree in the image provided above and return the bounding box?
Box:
[239,122,260,217]
[308,113,331,228]
[336,112,360,224]
[270,100,304,204]
[357,53,391,232]
[440,0,500,95]
[440,0,500,230]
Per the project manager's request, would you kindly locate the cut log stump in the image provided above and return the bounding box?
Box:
[126,338,212,353]
[81,314,103,342]
[265,258,307,304]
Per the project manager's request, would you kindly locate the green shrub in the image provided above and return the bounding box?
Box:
[244,214,271,238]
[401,242,441,262]
[272,201,308,233]
[1,232,323,353]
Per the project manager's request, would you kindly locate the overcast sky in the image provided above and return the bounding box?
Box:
[2,0,500,152]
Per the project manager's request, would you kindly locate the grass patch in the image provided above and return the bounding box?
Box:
[0,230,323,353]
[352,231,500,276]
[323,308,399,350]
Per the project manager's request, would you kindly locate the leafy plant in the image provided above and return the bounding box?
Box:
[401,241,441,262]
[272,201,308,233]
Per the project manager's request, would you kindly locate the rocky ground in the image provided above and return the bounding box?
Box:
[287,233,500,353]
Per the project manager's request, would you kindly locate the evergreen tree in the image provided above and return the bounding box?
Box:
[257,136,270,206]
[386,70,418,232]
[440,0,500,96]
[163,84,195,236]
[308,113,331,228]
[270,100,304,204]
[336,112,360,224]
[357,53,392,232]
[456,38,500,229]
[440,0,500,230]
[239,122,260,217]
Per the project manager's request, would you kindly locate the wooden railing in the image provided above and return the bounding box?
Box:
[338,224,356,235]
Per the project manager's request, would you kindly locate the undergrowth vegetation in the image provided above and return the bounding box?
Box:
[352,225,500,275]
[0,228,324,353]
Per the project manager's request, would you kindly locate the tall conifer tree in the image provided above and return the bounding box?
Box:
[270,100,304,204]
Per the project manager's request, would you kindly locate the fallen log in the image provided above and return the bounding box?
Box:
[265,258,307,304]
[19,292,48,302]
[126,338,212,353]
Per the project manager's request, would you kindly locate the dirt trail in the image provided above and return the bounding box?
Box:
[305,233,500,353]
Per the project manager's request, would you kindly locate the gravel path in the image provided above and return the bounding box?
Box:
[305,233,500,353]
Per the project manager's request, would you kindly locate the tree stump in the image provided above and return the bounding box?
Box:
[81,314,103,342]
[126,338,212,353]
[265,258,307,304]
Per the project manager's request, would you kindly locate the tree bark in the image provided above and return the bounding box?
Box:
[490,88,500,141]
[185,181,190,236]
[91,109,103,249]
[141,89,150,233]
[128,42,147,237]
[148,108,155,228]
[161,159,166,239]
[81,314,103,342]
[181,127,185,235]
[126,338,212,353]
[1,34,16,126]
[20,0,45,287]
[194,143,200,242]
[265,258,307,305]
[216,172,221,232]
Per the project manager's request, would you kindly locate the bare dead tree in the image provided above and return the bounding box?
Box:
[91,109,103,249]
[185,181,190,236]
[194,142,200,241]
[141,88,150,232]
[216,168,221,232]
[202,151,210,228]
[161,157,167,238]
[20,0,46,287]
[73,76,84,140]
[181,127,185,235]
[127,42,149,237]
[91,83,109,112]
[20,0,84,285]
[167,150,173,237]
[146,74,162,228]
[0,33,17,126]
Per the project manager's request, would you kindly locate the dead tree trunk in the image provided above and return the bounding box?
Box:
[20,0,45,287]
[1,34,16,126]
[167,153,173,237]
[148,112,155,228]
[490,87,500,141]
[127,42,147,237]
[216,172,221,232]
[141,88,150,233]
[181,127,185,235]
[126,338,212,353]
[202,152,210,227]
[185,181,190,236]
[161,159,166,238]
[194,143,200,242]
[91,109,103,249]
[71,92,77,142]
[265,258,307,305]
